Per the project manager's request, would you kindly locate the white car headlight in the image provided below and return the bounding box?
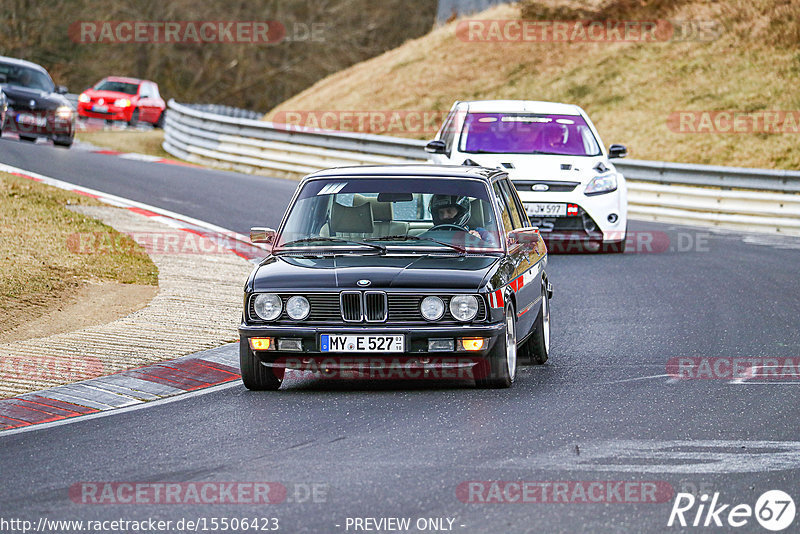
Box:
[253,293,282,321]
[450,295,478,322]
[78,93,90,103]
[584,173,618,196]
[114,98,131,107]
[55,106,73,119]
[286,296,310,320]
[420,296,445,321]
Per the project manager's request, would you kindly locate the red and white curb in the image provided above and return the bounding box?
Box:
[0,345,240,434]
[0,162,268,261]
[0,162,271,433]
[89,148,202,168]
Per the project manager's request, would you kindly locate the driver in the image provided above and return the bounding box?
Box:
[542,122,569,151]
[429,195,488,240]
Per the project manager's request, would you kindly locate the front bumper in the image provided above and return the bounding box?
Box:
[4,109,74,138]
[239,322,505,362]
[517,186,627,243]
[77,102,133,122]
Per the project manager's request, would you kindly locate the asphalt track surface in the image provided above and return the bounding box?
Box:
[1,138,800,533]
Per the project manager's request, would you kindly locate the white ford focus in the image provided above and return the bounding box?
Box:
[426,100,628,252]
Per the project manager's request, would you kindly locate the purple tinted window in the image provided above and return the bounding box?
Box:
[459,113,601,156]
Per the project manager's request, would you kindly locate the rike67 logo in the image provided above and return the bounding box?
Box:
[668,490,795,531]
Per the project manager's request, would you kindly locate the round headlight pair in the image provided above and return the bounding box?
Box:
[420,295,479,322]
[252,294,309,321]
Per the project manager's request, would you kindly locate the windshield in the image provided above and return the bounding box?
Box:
[94,80,139,95]
[0,62,54,92]
[459,112,602,156]
[277,177,503,253]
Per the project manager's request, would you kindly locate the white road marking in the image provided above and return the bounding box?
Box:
[492,440,800,474]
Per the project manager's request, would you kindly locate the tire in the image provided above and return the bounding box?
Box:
[475,304,516,389]
[239,338,284,391]
[19,135,36,143]
[128,108,139,127]
[520,283,550,365]
[53,136,73,148]
[154,111,165,129]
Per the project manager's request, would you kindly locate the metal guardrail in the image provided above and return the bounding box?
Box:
[163,99,800,236]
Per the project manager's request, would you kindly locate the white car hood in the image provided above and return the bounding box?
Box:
[458,154,613,185]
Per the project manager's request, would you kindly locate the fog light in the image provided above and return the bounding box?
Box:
[428,338,454,352]
[608,213,618,223]
[458,338,487,351]
[277,338,303,351]
[249,337,274,351]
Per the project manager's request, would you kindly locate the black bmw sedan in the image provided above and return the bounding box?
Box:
[239,165,553,390]
[0,55,75,147]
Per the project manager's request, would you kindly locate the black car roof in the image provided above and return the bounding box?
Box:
[0,55,49,74]
[303,164,507,183]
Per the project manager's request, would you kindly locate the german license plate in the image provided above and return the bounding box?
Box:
[525,203,567,217]
[92,105,108,112]
[321,334,404,353]
[17,113,47,127]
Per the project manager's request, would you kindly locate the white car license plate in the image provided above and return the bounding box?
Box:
[525,203,567,217]
[321,334,404,353]
[17,113,47,127]
[92,105,108,112]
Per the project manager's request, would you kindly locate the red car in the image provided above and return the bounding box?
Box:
[77,77,166,127]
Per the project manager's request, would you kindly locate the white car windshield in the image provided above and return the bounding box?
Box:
[276,177,503,252]
[459,112,602,156]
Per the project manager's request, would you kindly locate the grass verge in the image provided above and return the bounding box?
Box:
[0,172,158,335]
[76,129,170,158]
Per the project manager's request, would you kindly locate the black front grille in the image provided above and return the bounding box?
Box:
[340,292,362,322]
[248,292,487,324]
[364,292,387,322]
[513,180,579,192]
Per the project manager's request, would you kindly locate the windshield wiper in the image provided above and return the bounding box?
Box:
[366,235,466,254]
[275,236,386,254]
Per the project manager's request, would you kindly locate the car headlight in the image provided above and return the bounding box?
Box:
[286,296,310,320]
[450,295,479,322]
[420,296,445,321]
[55,106,73,119]
[584,173,618,196]
[78,93,90,103]
[114,98,131,107]
[252,293,282,321]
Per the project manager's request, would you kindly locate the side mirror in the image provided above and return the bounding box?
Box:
[56,85,68,95]
[424,140,447,154]
[250,227,276,245]
[507,227,541,249]
[608,144,627,159]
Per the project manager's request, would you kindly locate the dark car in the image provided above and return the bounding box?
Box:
[77,77,166,127]
[0,55,75,147]
[239,165,553,390]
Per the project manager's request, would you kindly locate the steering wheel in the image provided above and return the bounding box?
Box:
[427,224,468,232]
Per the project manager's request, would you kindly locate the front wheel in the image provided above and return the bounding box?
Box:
[240,338,284,391]
[128,108,139,127]
[520,283,550,365]
[53,135,73,148]
[475,305,516,389]
[19,135,36,143]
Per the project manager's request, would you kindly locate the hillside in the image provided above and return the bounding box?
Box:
[266,0,800,169]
